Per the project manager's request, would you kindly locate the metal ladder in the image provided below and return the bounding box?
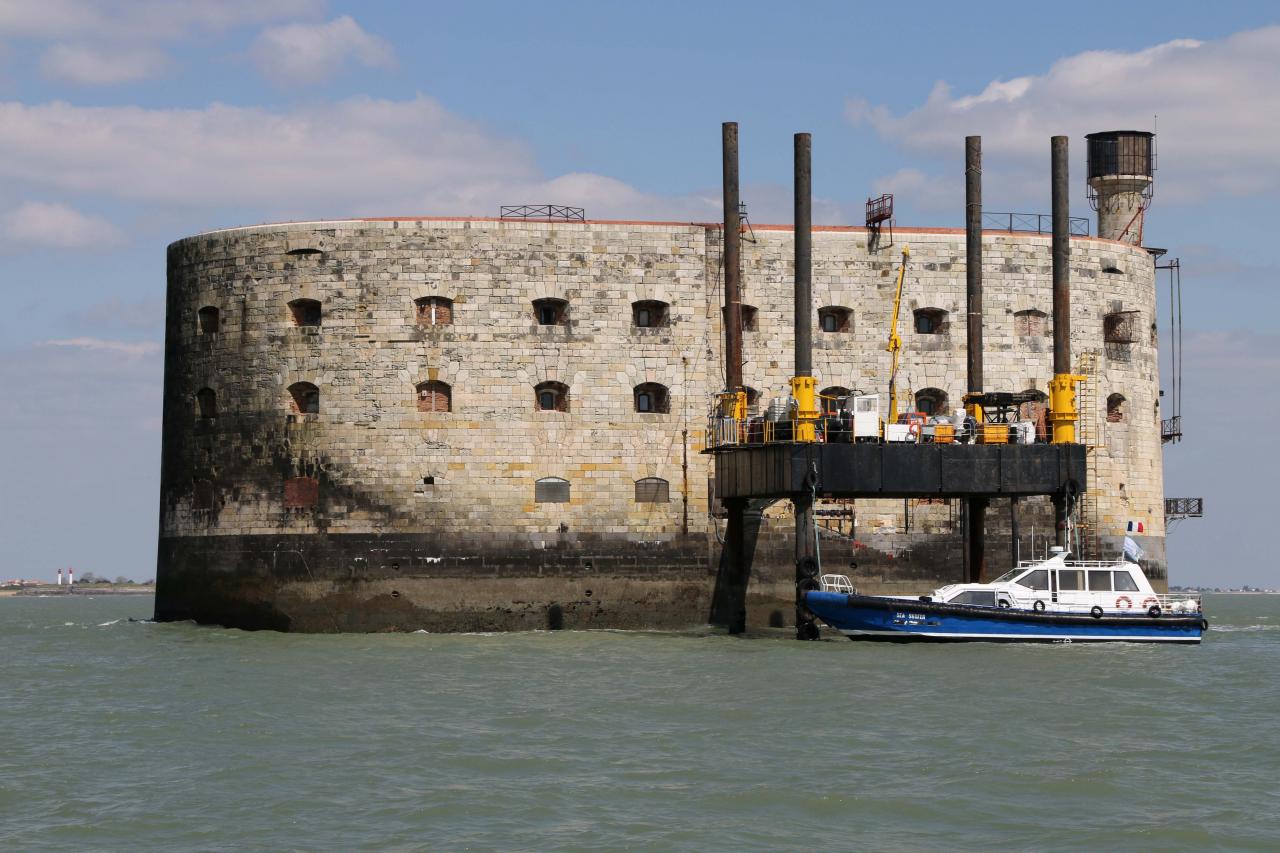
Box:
[1074,351,1104,559]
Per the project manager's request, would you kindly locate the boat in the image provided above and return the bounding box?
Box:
[804,549,1207,644]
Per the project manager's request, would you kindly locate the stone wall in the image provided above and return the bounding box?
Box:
[157,218,1165,631]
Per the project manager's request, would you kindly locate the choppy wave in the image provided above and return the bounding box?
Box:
[1,593,1277,851]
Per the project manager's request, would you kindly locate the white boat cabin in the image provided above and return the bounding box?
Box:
[925,550,1202,616]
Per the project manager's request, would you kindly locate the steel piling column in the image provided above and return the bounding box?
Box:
[1052,135,1071,379]
[1051,134,1071,547]
[794,133,812,379]
[793,133,819,640]
[964,136,987,583]
[722,122,744,392]
[714,121,749,633]
[966,136,984,401]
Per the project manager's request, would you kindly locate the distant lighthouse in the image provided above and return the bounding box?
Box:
[57,568,63,586]
[67,568,74,586]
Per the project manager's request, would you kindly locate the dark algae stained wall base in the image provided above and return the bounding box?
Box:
[156,533,718,632]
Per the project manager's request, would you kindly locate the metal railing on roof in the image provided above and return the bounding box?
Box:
[499,205,585,221]
[983,212,1089,237]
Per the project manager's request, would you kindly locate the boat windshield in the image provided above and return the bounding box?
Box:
[991,568,1023,583]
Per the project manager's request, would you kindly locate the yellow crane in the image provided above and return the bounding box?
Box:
[885,245,910,423]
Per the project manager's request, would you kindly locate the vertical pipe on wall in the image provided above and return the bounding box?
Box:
[964,136,987,583]
[793,132,819,641]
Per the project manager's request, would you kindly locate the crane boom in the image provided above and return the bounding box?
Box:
[886,245,910,423]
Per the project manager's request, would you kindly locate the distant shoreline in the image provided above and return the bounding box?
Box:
[1,585,156,597]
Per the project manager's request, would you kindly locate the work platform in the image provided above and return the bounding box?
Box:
[713,442,1087,501]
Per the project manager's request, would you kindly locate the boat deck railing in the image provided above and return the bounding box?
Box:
[819,574,856,593]
[1016,559,1128,569]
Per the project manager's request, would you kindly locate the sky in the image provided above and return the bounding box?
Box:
[0,1,1276,586]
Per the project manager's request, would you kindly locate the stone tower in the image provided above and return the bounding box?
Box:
[1086,130,1155,245]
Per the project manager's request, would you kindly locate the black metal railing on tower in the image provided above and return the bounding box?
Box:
[1164,497,1203,518]
[983,212,1089,236]
[499,205,585,221]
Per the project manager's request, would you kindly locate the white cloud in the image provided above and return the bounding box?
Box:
[868,168,957,215]
[1,0,324,85]
[0,96,735,222]
[0,201,122,249]
[39,43,169,85]
[0,0,322,41]
[848,26,1280,206]
[251,15,395,86]
[39,337,160,357]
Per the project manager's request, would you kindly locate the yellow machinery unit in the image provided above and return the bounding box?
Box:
[718,389,747,421]
[1048,373,1087,443]
[790,376,819,443]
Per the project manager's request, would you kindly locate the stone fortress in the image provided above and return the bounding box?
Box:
[156,134,1167,633]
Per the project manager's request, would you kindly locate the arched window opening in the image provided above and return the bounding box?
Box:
[197,306,220,335]
[533,298,568,326]
[740,304,758,331]
[1102,265,1123,275]
[1014,309,1047,337]
[1018,389,1050,440]
[195,387,218,420]
[635,477,670,503]
[288,382,319,414]
[913,308,947,335]
[820,386,851,415]
[192,478,216,511]
[534,477,570,504]
[416,380,452,413]
[284,476,319,508]
[914,388,949,417]
[535,381,569,412]
[415,296,453,326]
[1104,311,1137,344]
[818,306,852,333]
[288,298,322,327]
[1107,393,1127,423]
[634,382,670,414]
[632,300,669,328]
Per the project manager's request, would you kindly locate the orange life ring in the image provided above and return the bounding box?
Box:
[1141,596,1159,609]
[1115,595,1133,609]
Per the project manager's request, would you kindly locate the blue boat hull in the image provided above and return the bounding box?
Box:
[804,591,1205,644]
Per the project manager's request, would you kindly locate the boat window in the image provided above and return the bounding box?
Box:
[1058,569,1083,591]
[1113,571,1140,592]
[950,590,997,607]
[1088,571,1113,592]
[992,568,1021,583]
[1015,570,1049,591]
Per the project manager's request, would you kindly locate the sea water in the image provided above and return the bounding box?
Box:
[2,594,1278,851]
